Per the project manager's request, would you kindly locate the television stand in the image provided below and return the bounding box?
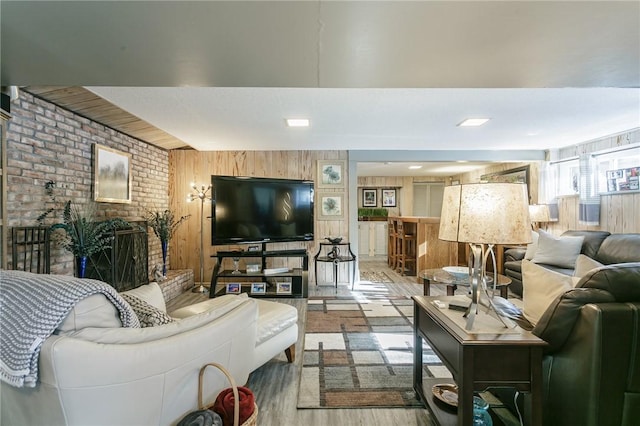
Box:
[210,243,308,298]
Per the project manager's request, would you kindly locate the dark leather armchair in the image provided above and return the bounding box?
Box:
[527,262,640,425]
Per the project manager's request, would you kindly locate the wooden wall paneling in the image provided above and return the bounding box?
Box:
[605,195,622,233]
[598,196,611,232]
[620,193,639,233]
[632,193,640,232]
[169,149,348,289]
[546,192,640,235]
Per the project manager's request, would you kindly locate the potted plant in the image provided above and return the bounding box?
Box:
[45,201,136,278]
[146,209,190,276]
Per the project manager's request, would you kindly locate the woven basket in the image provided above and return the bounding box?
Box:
[198,363,258,426]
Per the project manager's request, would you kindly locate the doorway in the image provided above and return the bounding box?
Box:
[412,182,444,217]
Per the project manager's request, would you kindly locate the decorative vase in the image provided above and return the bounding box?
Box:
[161,240,168,276]
[76,256,88,278]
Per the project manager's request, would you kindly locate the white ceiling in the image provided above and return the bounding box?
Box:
[86,86,640,152]
[2,1,640,176]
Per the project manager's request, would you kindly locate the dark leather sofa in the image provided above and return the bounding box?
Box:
[497,261,640,426]
[495,232,640,425]
[503,231,640,297]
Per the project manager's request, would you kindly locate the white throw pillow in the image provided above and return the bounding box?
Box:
[56,294,122,334]
[121,282,166,313]
[522,260,573,326]
[531,229,584,268]
[573,254,605,279]
[524,230,539,260]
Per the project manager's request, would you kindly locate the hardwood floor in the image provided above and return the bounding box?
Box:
[167,258,449,426]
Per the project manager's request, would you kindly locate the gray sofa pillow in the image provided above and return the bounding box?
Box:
[532,229,584,269]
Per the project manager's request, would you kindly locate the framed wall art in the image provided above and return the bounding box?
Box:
[317,160,346,188]
[480,165,530,199]
[94,144,132,203]
[362,189,377,207]
[317,192,344,220]
[382,189,396,207]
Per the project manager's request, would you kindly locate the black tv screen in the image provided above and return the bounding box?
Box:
[211,175,314,245]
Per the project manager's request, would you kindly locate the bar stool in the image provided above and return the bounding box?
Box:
[387,218,398,269]
[395,220,416,276]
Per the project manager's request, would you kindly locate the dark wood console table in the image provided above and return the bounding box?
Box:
[412,296,546,426]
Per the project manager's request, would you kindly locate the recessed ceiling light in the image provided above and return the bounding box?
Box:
[409,165,422,170]
[285,118,310,127]
[457,118,490,127]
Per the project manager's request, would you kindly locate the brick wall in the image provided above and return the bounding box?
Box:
[5,90,169,276]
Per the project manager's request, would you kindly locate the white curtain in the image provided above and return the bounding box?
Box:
[539,161,559,221]
[578,154,600,225]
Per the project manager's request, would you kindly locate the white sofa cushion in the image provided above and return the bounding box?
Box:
[121,282,166,312]
[255,300,298,345]
[522,259,575,326]
[524,230,539,260]
[573,254,605,278]
[58,282,167,334]
[56,294,122,334]
[170,293,248,318]
[70,295,253,344]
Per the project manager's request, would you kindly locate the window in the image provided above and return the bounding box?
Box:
[552,158,580,196]
[594,146,640,193]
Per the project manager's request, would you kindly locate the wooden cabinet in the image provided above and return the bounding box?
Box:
[357,220,388,257]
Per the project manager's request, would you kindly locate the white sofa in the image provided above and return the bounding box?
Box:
[1,281,297,426]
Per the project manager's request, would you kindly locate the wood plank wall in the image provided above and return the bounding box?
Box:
[169,150,348,284]
[547,193,640,234]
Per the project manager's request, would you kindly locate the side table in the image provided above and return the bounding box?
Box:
[314,241,356,289]
[413,296,546,425]
[419,268,512,299]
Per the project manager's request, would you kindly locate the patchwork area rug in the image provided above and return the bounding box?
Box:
[359,271,394,283]
[297,296,450,409]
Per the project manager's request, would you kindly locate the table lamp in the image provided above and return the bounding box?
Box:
[439,183,531,330]
[528,204,551,231]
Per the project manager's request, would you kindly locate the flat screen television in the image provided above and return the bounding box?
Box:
[211,175,314,245]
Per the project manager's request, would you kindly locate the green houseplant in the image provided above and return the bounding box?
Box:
[44,201,136,278]
[146,209,190,276]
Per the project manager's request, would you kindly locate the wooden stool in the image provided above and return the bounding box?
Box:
[387,218,398,269]
[395,220,416,276]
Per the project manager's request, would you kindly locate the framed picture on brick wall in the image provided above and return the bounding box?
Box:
[94,144,132,203]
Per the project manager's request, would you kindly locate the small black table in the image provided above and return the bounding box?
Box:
[313,241,356,289]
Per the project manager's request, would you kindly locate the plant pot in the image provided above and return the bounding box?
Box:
[76,256,88,278]
[161,240,168,276]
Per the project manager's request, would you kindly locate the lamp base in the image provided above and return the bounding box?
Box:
[464,243,513,330]
[192,283,209,294]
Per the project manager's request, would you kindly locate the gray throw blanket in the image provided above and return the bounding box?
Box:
[0,270,140,388]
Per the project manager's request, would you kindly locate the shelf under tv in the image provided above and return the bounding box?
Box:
[210,248,309,298]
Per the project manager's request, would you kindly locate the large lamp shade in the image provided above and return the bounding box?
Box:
[439,183,532,245]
